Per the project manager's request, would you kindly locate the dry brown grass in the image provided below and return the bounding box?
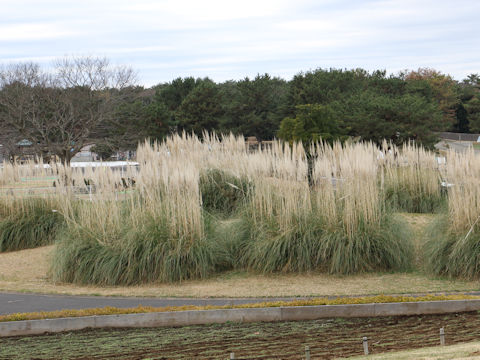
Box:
[0,245,478,298]
[0,245,52,283]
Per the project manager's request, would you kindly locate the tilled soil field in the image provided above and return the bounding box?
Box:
[2,311,480,359]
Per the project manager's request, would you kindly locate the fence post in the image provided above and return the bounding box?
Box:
[363,336,369,355]
[230,352,235,359]
[440,327,445,346]
[305,345,310,360]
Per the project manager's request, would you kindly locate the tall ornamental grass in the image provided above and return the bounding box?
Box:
[236,142,326,273]
[51,203,224,285]
[0,197,62,252]
[311,142,413,274]
[425,149,480,278]
[239,177,324,273]
[0,160,64,252]
[199,169,250,216]
[239,141,413,274]
[0,133,426,283]
[382,142,444,213]
[51,140,226,285]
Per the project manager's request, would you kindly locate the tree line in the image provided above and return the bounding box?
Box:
[1,57,479,162]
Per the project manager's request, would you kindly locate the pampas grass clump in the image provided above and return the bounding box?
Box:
[1,133,422,283]
[382,142,444,213]
[425,149,480,278]
[0,198,62,252]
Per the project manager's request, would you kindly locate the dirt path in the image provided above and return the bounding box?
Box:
[2,312,480,359]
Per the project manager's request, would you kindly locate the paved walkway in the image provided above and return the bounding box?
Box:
[3,291,480,315]
[0,292,303,315]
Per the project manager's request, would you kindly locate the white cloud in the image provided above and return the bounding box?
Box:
[122,0,292,21]
[0,23,76,41]
[1,0,479,84]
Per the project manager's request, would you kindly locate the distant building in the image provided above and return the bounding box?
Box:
[70,144,136,162]
[438,132,480,142]
[245,136,273,151]
[0,138,37,163]
[436,132,480,153]
[70,144,98,162]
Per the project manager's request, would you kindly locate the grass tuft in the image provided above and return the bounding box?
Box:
[199,169,250,216]
[321,214,414,274]
[51,213,226,285]
[424,215,480,279]
[384,187,446,213]
[0,199,62,252]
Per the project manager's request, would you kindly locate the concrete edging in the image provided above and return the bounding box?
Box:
[2,299,480,337]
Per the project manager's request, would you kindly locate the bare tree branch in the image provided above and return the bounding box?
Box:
[0,56,137,163]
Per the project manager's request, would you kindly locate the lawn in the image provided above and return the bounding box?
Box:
[349,341,480,360]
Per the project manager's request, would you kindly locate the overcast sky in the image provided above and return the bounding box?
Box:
[1,0,479,86]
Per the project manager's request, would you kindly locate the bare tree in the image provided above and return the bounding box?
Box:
[0,57,136,163]
[54,56,136,90]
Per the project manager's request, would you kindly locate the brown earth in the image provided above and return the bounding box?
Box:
[3,312,480,359]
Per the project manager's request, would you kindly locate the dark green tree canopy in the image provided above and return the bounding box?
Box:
[2,64,477,158]
[278,104,346,144]
[458,74,480,132]
[176,80,223,135]
[220,74,287,140]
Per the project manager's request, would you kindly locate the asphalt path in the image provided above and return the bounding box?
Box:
[436,139,480,153]
[3,291,480,315]
[0,292,303,315]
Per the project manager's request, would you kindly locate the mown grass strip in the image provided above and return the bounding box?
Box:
[1,294,478,322]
